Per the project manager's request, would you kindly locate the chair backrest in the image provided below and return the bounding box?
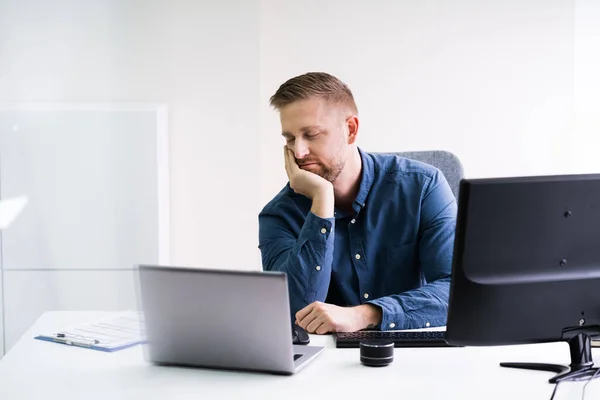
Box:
[392,150,464,200]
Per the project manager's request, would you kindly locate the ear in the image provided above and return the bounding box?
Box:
[346,115,359,145]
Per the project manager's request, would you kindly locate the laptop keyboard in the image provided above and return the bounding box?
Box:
[333,330,455,348]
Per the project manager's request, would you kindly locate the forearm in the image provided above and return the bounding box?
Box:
[275,239,334,316]
[260,211,335,317]
[280,189,335,313]
[367,277,450,330]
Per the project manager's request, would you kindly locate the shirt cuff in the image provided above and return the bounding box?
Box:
[366,297,406,331]
[299,211,334,245]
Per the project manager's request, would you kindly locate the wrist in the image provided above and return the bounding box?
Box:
[310,186,334,219]
[357,304,382,330]
[313,182,333,201]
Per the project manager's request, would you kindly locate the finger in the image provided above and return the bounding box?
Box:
[298,308,318,329]
[306,315,327,334]
[295,303,314,324]
[298,308,320,331]
[315,322,332,335]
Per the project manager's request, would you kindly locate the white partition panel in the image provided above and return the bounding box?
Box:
[3,270,139,352]
[0,270,4,358]
[0,104,169,270]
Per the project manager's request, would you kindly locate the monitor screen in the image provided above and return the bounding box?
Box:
[445,173,600,383]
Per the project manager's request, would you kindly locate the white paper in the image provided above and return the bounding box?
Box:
[0,195,28,229]
[42,311,146,350]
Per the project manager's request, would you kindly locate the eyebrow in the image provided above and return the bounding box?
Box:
[281,126,324,136]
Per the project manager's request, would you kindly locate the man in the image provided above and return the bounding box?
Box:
[258,72,457,334]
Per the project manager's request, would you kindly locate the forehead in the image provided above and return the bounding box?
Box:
[279,98,340,133]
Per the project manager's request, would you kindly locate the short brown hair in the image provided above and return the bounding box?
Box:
[269,72,358,114]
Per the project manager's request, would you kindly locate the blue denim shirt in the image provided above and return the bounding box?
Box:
[258,148,457,330]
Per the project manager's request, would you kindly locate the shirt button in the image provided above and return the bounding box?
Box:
[320,228,327,234]
[425,322,431,327]
[363,293,369,299]
[350,219,356,224]
[389,323,396,329]
[355,253,361,260]
[315,266,321,271]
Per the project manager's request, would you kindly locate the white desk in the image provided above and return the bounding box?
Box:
[0,312,598,400]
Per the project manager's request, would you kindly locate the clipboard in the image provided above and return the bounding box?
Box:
[34,311,146,352]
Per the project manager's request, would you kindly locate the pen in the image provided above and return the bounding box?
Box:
[53,333,100,348]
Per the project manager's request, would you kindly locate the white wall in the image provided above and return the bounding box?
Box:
[1,0,597,276]
[0,0,261,356]
[574,0,600,173]
[0,0,261,271]
[259,0,599,206]
[0,0,599,353]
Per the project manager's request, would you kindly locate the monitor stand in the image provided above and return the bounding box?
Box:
[500,333,600,383]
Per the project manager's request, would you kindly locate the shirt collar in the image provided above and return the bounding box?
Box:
[352,147,375,213]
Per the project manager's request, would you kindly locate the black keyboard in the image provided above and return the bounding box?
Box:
[333,330,456,348]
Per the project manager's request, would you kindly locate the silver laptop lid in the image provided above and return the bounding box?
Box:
[135,265,296,374]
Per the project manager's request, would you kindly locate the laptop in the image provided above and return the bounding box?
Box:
[135,265,325,375]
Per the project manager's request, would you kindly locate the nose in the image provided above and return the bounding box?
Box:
[291,139,309,160]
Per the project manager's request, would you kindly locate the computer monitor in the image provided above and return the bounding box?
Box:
[445,173,600,383]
